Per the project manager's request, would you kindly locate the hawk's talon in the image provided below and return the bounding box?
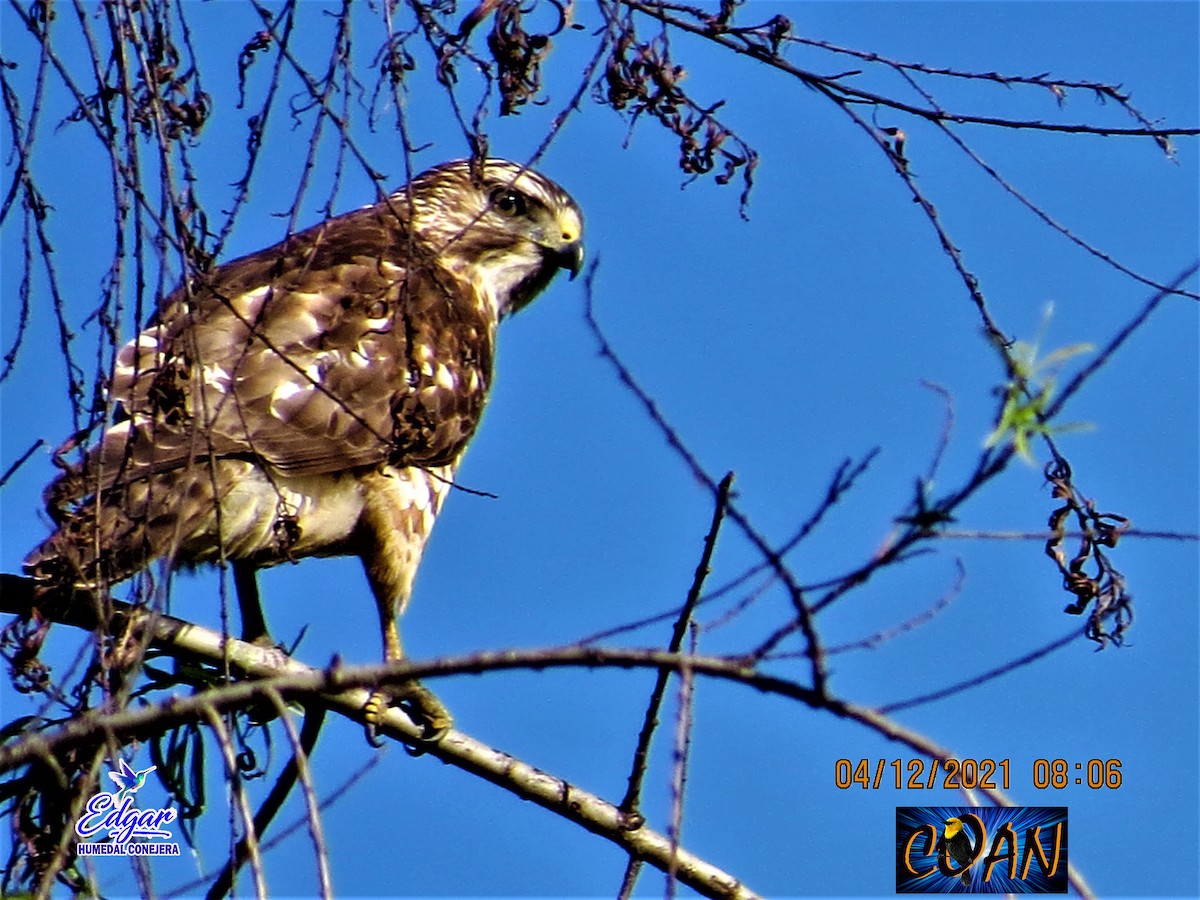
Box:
[363,681,452,746]
[364,718,387,749]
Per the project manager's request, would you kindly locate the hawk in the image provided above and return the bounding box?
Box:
[24,158,584,739]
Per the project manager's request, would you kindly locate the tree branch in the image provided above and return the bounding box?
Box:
[0,575,761,900]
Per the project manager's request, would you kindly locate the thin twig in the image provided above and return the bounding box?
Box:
[199,706,268,899]
[667,625,698,899]
[880,628,1084,713]
[617,472,733,899]
[620,471,732,814]
[622,0,1197,140]
[582,267,828,697]
[205,702,329,900]
[0,438,44,489]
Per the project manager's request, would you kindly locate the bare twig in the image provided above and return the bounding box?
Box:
[622,0,1196,141]
[205,701,330,900]
[0,439,44,489]
[583,267,829,697]
[881,628,1085,714]
[617,472,732,897]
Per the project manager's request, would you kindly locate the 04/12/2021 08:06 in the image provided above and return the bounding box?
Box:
[834,758,1125,791]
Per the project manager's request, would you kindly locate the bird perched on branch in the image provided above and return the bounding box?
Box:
[942,817,974,886]
[24,158,584,741]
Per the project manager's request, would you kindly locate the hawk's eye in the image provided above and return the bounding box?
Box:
[490,188,528,218]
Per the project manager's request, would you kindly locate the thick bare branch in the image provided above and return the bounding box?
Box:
[0,575,761,900]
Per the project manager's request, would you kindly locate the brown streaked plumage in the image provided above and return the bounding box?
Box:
[25,158,584,739]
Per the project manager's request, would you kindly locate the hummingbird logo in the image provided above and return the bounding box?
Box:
[107,758,155,802]
[74,757,179,852]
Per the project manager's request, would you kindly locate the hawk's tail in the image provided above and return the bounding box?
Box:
[24,469,221,590]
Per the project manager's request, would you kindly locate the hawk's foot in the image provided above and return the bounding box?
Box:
[364,680,452,746]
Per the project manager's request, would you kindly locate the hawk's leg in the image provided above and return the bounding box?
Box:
[232,561,289,726]
[364,613,452,745]
[358,469,453,744]
[233,561,274,647]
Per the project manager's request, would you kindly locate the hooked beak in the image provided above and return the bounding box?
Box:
[558,240,585,280]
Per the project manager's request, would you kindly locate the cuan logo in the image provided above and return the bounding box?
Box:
[73,757,181,857]
[895,807,1067,893]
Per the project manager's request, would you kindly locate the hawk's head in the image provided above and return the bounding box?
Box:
[399,158,584,317]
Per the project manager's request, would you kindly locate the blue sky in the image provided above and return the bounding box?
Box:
[1,2,1197,897]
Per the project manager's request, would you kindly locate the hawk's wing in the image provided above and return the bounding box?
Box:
[80,203,491,496]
